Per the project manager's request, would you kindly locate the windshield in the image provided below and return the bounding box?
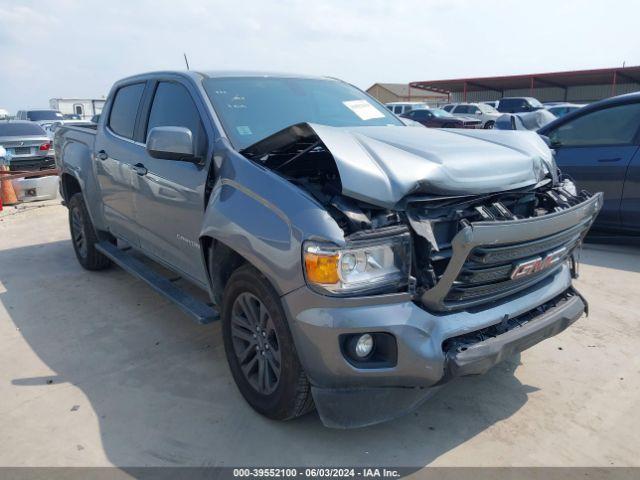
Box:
[479,104,498,113]
[430,108,453,118]
[0,122,46,136]
[203,77,402,150]
[27,110,63,121]
[529,98,544,108]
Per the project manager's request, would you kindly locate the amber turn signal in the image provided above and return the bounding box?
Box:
[304,251,339,285]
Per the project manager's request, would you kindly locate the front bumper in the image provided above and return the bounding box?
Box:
[283,266,583,428]
[282,193,601,428]
[441,289,585,380]
[310,290,584,428]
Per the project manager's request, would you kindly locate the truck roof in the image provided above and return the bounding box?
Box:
[115,70,331,85]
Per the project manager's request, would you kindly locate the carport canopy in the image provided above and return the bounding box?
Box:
[410,65,640,101]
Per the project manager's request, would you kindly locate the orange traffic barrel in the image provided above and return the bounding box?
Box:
[0,165,18,206]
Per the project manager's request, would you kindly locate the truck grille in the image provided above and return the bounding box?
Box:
[418,193,602,312]
[446,223,584,303]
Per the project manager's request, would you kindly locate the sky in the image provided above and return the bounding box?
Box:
[1,0,639,114]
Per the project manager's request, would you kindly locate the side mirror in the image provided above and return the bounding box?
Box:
[146,126,196,161]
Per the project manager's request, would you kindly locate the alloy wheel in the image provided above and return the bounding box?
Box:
[230,292,281,395]
[70,206,87,258]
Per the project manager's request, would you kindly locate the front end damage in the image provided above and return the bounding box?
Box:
[243,122,603,428]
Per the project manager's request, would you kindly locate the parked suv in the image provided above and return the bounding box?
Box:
[55,71,601,428]
[444,102,500,129]
[497,97,545,113]
[16,109,64,125]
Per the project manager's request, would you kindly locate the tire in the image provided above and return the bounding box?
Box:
[484,121,495,129]
[68,193,111,271]
[222,264,314,420]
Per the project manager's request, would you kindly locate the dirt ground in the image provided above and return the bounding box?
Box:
[1,201,639,468]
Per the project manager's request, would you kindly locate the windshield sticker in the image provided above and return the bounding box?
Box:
[236,125,252,135]
[343,100,386,121]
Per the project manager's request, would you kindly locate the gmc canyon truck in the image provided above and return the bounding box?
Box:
[55,71,602,428]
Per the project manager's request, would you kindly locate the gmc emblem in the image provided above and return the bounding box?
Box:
[510,247,567,280]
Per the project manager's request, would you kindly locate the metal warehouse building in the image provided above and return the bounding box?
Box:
[366,83,447,104]
[410,65,640,104]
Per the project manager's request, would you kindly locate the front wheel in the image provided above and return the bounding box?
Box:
[68,193,111,271]
[222,265,314,420]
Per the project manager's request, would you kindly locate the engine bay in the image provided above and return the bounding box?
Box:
[241,122,593,301]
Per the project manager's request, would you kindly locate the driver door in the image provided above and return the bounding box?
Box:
[131,80,212,286]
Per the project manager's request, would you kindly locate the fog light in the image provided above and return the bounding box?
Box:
[355,334,374,358]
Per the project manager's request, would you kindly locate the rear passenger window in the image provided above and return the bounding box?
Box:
[454,105,468,114]
[146,82,205,152]
[108,83,145,139]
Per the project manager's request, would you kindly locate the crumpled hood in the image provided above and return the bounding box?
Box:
[309,124,555,208]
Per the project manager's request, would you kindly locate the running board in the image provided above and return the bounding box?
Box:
[95,242,219,324]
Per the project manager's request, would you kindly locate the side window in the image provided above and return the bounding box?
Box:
[413,110,429,120]
[468,106,479,114]
[108,83,145,139]
[549,103,640,147]
[146,81,206,154]
[393,106,402,114]
[454,105,468,114]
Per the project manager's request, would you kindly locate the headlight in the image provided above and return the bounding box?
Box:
[303,231,411,295]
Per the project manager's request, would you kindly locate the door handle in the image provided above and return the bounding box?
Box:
[597,157,621,163]
[96,150,108,161]
[132,163,148,176]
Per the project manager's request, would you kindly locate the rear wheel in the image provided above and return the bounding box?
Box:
[222,265,314,420]
[68,193,111,271]
[484,121,495,129]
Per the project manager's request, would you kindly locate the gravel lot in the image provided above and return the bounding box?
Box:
[1,201,639,468]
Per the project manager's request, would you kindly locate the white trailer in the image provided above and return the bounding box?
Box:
[49,98,105,120]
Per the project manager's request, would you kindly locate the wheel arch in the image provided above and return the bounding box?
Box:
[200,236,250,305]
[60,172,82,203]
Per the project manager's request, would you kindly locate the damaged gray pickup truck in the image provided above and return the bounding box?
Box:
[55,71,602,428]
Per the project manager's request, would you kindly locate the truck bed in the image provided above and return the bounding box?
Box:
[54,124,97,171]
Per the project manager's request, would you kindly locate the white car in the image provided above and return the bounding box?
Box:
[442,102,501,129]
[385,101,429,115]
